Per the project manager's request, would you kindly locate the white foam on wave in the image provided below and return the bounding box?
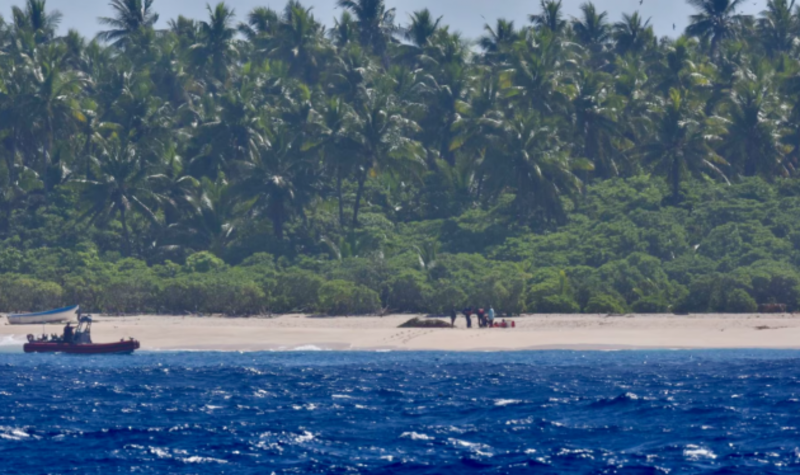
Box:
[294,431,315,443]
[146,446,227,464]
[0,335,25,353]
[184,456,227,464]
[684,445,717,461]
[0,426,32,441]
[292,345,330,352]
[0,335,25,346]
[448,437,494,456]
[400,432,434,441]
[494,399,523,407]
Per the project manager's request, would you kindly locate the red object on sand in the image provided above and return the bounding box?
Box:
[24,340,140,354]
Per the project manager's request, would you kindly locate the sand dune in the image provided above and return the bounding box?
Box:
[3,313,800,351]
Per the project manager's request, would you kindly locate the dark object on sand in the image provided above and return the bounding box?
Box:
[398,317,453,329]
[758,303,786,313]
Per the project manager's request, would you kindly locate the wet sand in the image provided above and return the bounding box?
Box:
[2,313,800,351]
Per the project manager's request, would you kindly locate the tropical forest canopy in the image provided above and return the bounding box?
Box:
[1,0,800,315]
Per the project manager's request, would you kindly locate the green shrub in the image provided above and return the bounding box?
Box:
[158,275,266,315]
[0,275,64,312]
[271,269,324,313]
[101,277,159,314]
[386,270,431,313]
[536,294,580,314]
[724,288,758,313]
[631,295,669,313]
[584,294,627,314]
[184,252,226,273]
[318,280,381,315]
[427,281,467,314]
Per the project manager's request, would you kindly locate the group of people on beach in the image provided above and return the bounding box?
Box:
[449,306,515,329]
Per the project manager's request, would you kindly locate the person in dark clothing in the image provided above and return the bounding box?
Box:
[450,308,457,327]
[463,306,473,328]
[476,308,486,328]
[63,323,74,344]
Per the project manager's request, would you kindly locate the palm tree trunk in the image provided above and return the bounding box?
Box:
[120,206,131,256]
[352,168,367,230]
[272,200,285,239]
[273,216,284,239]
[337,172,345,229]
[671,156,681,204]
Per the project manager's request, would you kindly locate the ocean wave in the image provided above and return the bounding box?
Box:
[0,426,33,441]
[684,445,717,461]
[400,432,434,441]
[2,350,800,473]
[494,399,523,406]
[291,345,329,352]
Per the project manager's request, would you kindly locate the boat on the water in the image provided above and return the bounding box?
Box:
[7,305,79,325]
[23,339,140,355]
[23,316,140,355]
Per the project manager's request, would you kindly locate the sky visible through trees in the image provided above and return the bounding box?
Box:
[47,0,765,39]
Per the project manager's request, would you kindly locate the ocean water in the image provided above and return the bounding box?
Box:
[1,350,800,474]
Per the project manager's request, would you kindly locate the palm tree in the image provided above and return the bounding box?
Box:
[269,1,330,85]
[72,137,163,256]
[164,175,241,257]
[478,19,520,57]
[508,28,573,115]
[97,0,159,49]
[570,70,625,179]
[237,6,279,42]
[148,151,200,225]
[757,0,798,58]
[654,36,709,95]
[336,0,397,67]
[404,9,442,49]
[572,2,611,52]
[640,88,729,203]
[12,0,61,44]
[330,10,358,48]
[192,2,238,86]
[529,0,568,35]
[718,75,785,177]
[236,121,318,239]
[347,87,424,229]
[685,0,748,55]
[613,12,655,57]
[187,80,269,178]
[12,50,89,194]
[417,38,474,166]
[482,112,589,224]
[320,96,358,227]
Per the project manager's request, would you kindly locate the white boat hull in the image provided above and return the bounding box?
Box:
[6,306,79,325]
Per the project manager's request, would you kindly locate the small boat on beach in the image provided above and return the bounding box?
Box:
[6,305,79,325]
[23,316,140,355]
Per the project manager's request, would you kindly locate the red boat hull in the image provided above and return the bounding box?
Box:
[23,340,140,354]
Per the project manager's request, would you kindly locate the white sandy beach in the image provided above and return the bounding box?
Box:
[2,313,800,351]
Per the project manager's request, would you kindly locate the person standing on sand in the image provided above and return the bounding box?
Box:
[450,308,457,327]
[488,306,495,326]
[463,306,473,328]
[477,307,486,328]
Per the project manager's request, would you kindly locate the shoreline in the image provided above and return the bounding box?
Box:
[2,313,800,352]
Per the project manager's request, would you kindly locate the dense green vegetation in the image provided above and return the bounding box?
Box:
[1,0,800,315]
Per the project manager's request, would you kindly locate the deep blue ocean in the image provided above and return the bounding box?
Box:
[2,350,800,474]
